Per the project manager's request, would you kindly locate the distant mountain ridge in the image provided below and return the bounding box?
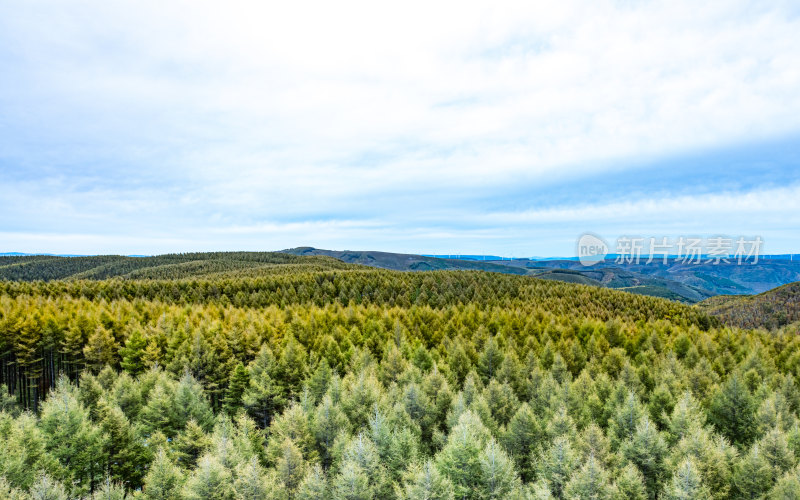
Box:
[3,249,799,304]
[282,248,800,303]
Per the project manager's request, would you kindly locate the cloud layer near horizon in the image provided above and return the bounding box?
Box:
[2,0,800,255]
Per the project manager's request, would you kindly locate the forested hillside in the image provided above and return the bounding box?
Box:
[700,282,800,330]
[0,252,356,281]
[2,266,800,499]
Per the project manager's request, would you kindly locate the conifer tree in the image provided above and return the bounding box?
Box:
[731,445,773,499]
[27,474,68,500]
[97,399,148,488]
[93,477,129,500]
[436,410,492,499]
[709,374,757,448]
[242,345,285,428]
[479,439,521,500]
[297,464,329,500]
[663,458,710,500]
[182,455,235,500]
[275,438,306,493]
[0,412,59,490]
[232,457,271,500]
[173,419,211,469]
[665,392,706,445]
[331,460,372,500]
[620,418,668,499]
[612,464,647,500]
[84,325,118,372]
[769,469,800,499]
[564,455,615,500]
[0,477,26,500]
[608,392,645,449]
[224,363,250,415]
[119,328,148,376]
[39,377,105,495]
[141,448,184,500]
[502,402,542,482]
[535,436,578,499]
[478,337,504,383]
[398,460,454,500]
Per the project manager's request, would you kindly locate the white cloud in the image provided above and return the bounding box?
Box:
[1,0,800,254]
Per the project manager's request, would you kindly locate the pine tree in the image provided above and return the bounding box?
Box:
[479,439,521,500]
[665,426,733,500]
[478,337,504,383]
[0,412,59,490]
[39,376,105,495]
[387,427,422,482]
[110,372,143,420]
[277,336,308,399]
[564,455,615,500]
[266,403,318,464]
[97,399,148,488]
[242,346,285,429]
[173,372,215,432]
[232,457,271,500]
[574,423,615,473]
[27,474,68,500]
[173,419,211,469]
[709,374,757,448]
[612,464,648,500]
[307,359,333,403]
[398,460,454,500]
[608,391,645,449]
[665,392,706,445]
[84,324,119,372]
[182,455,235,500]
[0,384,19,416]
[139,378,180,438]
[769,469,800,499]
[141,448,184,500]
[535,436,578,499]
[483,379,519,427]
[663,458,710,500]
[275,438,307,493]
[297,464,329,500]
[313,394,351,468]
[223,363,250,415]
[0,477,26,500]
[93,477,129,500]
[332,460,372,500]
[502,403,542,481]
[758,428,796,480]
[119,328,148,376]
[648,384,675,430]
[731,445,773,499]
[435,411,491,499]
[620,418,668,499]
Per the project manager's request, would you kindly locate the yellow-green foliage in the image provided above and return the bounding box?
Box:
[0,269,797,499]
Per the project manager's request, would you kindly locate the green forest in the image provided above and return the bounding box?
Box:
[2,254,800,499]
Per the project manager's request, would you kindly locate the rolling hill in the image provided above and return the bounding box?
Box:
[4,249,797,305]
[282,248,714,303]
[698,281,800,329]
[0,252,356,281]
[487,257,800,295]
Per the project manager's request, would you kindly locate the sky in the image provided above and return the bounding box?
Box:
[1,0,800,257]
